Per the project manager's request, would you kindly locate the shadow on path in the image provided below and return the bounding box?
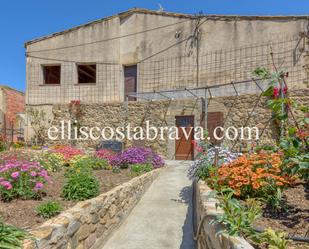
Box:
[179,186,196,249]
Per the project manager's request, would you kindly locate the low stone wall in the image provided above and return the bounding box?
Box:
[23,168,162,249]
[195,181,254,249]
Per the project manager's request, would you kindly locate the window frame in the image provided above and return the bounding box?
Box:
[76,63,97,85]
[42,64,61,85]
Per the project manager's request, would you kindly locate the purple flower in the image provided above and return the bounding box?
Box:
[34,182,44,190]
[11,172,20,179]
[38,170,48,177]
[111,147,164,168]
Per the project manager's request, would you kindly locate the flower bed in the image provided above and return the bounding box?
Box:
[0,145,164,248]
[191,68,309,249]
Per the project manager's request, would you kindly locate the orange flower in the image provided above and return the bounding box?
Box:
[206,151,296,198]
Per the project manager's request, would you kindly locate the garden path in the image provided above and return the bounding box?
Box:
[100,160,196,249]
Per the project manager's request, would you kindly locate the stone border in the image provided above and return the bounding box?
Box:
[195,181,254,249]
[23,168,163,249]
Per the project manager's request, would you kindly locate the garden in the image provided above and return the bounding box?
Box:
[189,68,309,249]
[0,143,164,248]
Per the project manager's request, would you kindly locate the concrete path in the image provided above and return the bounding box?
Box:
[101,160,196,249]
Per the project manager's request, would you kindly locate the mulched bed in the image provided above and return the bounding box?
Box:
[0,169,134,229]
[254,181,309,249]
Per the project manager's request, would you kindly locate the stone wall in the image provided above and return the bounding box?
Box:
[195,181,254,249]
[23,168,162,249]
[39,98,203,159]
[207,88,309,150]
[25,87,309,158]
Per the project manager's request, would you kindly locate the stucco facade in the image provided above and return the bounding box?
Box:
[24,9,309,156]
[25,9,309,105]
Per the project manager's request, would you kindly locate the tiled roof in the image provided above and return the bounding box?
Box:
[0,85,24,95]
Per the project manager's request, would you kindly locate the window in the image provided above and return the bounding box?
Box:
[77,64,96,84]
[43,65,61,84]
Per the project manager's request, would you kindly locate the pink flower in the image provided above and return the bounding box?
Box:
[11,172,19,179]
[34,182,44,190]
[273,87,280,98]
[30,171,37,177]
[0,181,12,190]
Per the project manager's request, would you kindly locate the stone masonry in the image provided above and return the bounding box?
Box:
[41,98,203,159]
[23,168,162,249]
[195,181,254,249]
[35,88,309,158]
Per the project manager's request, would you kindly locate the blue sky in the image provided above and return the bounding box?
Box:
[1,0,309,92]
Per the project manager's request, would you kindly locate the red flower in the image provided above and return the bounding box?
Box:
[273,87,280,98]
[283,86,287,95]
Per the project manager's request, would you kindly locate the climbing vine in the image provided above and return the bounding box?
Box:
[253,67,309,180]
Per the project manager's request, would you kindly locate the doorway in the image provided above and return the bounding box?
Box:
[175,116,194,160]
[124,65,137,101]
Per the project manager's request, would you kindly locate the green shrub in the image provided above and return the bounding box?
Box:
[70,155,109,171]
[261,228,289,249]
[39,152,65,172]
[264,187,287,213]
[12,142,25,149]
[212,188,261,240]
[0,220,28,248]
[36,201,62,218]
[130,163,153,176]
[62,170,99,201]
[112,167,121,174]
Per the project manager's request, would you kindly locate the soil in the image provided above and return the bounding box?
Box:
[0,169,134,229]
[253,181,309,249]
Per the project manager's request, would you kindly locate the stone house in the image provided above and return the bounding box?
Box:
[0,85,25,142]
[24,8,309,159]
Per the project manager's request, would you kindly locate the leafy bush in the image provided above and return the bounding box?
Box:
[111,147,164,169]
[0,220,28,248]
[260,228,289,249]
[36,201,62,218]
[38,152,65,172]
[51,145,84,161]
[62,170,99,201]
[112,167,121,174]
[12,142,25,149]
[265,187,287,213]
[214,189,289,248]
[0,160,50,201]
[131,163,153,176]
[213,189,261,239]
[280,123,309,181]
[95,149,115,162]
[207,151,292,200]
[70,155,109,171]
[254,67,309,181]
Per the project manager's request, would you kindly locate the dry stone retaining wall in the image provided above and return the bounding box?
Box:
[43,99,204,158]
[195,181,254,249]
[26,88,309,157]
[23,168,162,249]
